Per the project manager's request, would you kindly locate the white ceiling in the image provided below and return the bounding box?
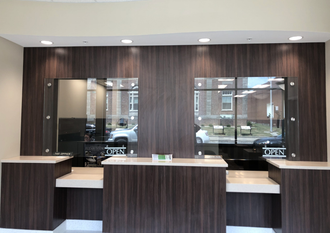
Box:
[2,30,330,47]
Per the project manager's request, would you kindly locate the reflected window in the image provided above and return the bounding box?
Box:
[129,85,138,111]
[194,91,199,111]
[194,77,288,170]
[222,91,233,111]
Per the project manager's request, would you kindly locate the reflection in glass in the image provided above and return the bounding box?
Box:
[56,78,138,167]
[194,77,286,170]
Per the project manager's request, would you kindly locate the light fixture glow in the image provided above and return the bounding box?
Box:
[234,95,246,98]
[252,84,270,88]
[218,78,234,81]
[198,38,211,43]
[198,117,202,121]
[289,36,303,41]
[105,81,113,86]
[218,85,227,89]
[198,83,202,87]
[268,78,285,82]
[242,90,256,94]
[40,40,53,45]
[121,39,133,44]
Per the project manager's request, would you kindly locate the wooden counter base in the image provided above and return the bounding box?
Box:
[103,165,227,233]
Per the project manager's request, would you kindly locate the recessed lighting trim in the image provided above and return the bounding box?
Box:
[40,40,53,45]
[289,36,303,41]
[121,39,133,44]
[198,38,211,43]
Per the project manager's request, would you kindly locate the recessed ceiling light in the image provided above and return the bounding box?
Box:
[289,36,303,41]
[40,40,53,45]
[198,38,211,43]
[121,39,133,44]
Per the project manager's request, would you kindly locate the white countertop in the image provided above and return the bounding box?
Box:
[267,159,330,170]
[56,167,278,194]
[1,156,73,164]
[226,170,280,194]
[101,156,228,167]
[56,167,103,189]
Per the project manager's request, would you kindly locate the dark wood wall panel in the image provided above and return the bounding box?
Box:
[66,188,103,220]
[139,46,195,157]
[103,165,226,233]
[226,193,276,228]
[281,169,330,233]
[21,44,327,161]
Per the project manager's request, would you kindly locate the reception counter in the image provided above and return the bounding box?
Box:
[2,156,329,233]
[0,156,72,231]
[101,157,228,233]
[267,159,330,233]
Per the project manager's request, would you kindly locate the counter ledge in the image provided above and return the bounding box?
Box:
[101,156,228,167]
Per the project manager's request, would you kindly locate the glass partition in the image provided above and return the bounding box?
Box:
[44,78,138,167]
[194,77,294,170]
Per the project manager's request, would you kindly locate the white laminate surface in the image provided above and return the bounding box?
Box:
[226,170,280,194]
[1,156,73,164]
[267,159,330,170]
[56,167,103,189]
[101,156,228,167]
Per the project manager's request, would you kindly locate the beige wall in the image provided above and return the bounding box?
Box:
[0,0,330,37]
[0,37,23,183]
[58,80,88,118]
[326,39,330,162]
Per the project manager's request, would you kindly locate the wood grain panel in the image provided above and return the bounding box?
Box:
[1,163,55,230]
[226,193,277,228]
[103,165,226,233]
[0,160,71,230]
[66,188,103,220]
[281,169,330,233]
[139,46,195,157]
[21,44,327,161]
[268,164,281,185]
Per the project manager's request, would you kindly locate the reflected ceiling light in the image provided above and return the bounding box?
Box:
[120,84,124,88]
[242,90,256,94]
[105,81,113,86]
[218,78,234,81]
[198,83,202,87]
[131,116,134,120]
[234,95,246,98]
[218,85,227,89]
[289,36,303,41]
[268,78,285,82]
[121,39,133,44]
[253,84,270,88]
[131,83,135,86]
[198,117,202,121]
[40,40,53,45]
[198,38,211,43]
